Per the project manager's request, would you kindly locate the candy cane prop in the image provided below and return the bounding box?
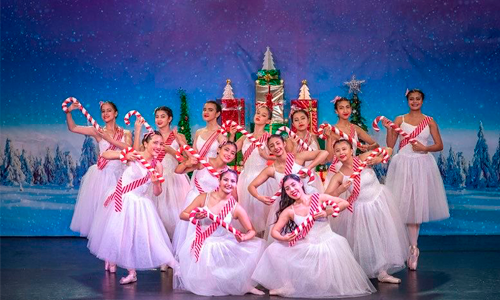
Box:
[119,147,165,183]
[348,147,389,182]
[219,120,266,149]
[61,97,101,130]
[189,207,242,237]
[372,116,416,144]
[275,126,313,151]
[181,145,222,177]
[124,110,154,133]
[318,123,363,149]
[291,199,340,245]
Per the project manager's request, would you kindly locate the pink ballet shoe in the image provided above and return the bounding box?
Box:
[160,264,168,272]
[108,264,117,273]
[377,273,401,284]
[104,261,109,271]
[408,245,420,271]
[119,273,137,285]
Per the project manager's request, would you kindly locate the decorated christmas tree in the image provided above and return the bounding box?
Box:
[177,89,192,145]
[291,80,318,133]
[344,75,368,131]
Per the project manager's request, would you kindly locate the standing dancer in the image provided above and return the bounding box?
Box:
[172,141,237,254]
[252,174,375,298]
[286,109,320,155]
[175,169,266,296]
[192,101,226,162]
[323,97,378,187]
[87,131,178,284]
[132,107,190,239]
[248,135,328,238]
[326,140,408,283]
[229,106,278,235]
[383,89,449,270]
[65,100,132,236]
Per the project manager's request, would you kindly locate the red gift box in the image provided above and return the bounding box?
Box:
[220,98,245,126]
[290,99,318,133]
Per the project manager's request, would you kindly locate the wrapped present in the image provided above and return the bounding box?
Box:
[256,80,285,124]
[290,99,318,134]
[220,98,245,126]
[257,69,281,86]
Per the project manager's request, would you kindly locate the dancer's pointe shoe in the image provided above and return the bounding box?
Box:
[249,287,265,296]
[108,264,117,273]
[377,274,401,284]
[160,264,168,272]
[408,245,420,271]
[105,261,109,271]
[120,273,137,285]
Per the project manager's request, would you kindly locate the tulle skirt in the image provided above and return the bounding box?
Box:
[87,192,177,270]
[175,231,266,296]
[252,221,376,298]
[172,189,200,254]
[152,169,190,237]
[331,188,408,278]
[238,167,278,233]
[385,152,450,224]
[70,165,121,237]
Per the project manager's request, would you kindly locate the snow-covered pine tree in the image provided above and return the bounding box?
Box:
[437,151,447,182]
[75,135,98,187]
[1,140,26,190]
[53,145,68,186]
[19,149,34,185]
[456,152,467,188]
[445,146,459,187]
[466,122,496,188]
[491,136,500,187]
[64,151,76,188]
[43,147,56,184]
[32,157,48,185]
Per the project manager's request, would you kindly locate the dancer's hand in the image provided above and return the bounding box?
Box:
[134,118,145,131]
[185,156,198,167]
[67,101,81,113]
[367,156,382,165]
[236,233,247,243]
[313,211,327,220]
[382,119,392,130]
[258,195,274,206]
[411,141,428,153]
[282,232,296,242]
[194,211,207,219]
[338,181,351,193]
[125,151,140,162]
[358,144,368,152]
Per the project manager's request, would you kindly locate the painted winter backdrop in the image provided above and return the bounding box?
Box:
[1,0,499,235]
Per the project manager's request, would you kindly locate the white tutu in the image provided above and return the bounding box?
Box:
[333,169,408,278]
[172,168,220,254]
[152,142,191,237]
[252,220,376,298]
[175,204,265,296]
[70,161,123,237]
[87,161,177,270]
[385,119,449,224]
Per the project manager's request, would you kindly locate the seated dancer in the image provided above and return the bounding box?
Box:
[248,134,328,238]
[172,141,237,254]
[87,131,178,284]
[326,140,408,283]
[174,169,266,296]
[251,174,376,298]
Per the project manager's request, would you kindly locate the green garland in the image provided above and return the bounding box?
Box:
[177,89,192,145]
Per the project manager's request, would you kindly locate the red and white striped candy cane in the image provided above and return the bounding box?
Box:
[189,207,242,237]
[348,147,388,182]
[276,126,313,151]
[124,110,154,133]
[182,144,221,177]
[297,168,316,184]
[318,123,363,148]
[372,116,416,144]
[220,121,266,149]
[119,147,165,183]
[61,97,101,130]
[321,199,341,217]
[175,149,185,162]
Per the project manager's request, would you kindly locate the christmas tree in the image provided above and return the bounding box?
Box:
[262,46,275,70]
[437,151,447,180]
[32,157,48,185]
[19,149,34,185]
[222,79,235,99]
[456,151,468,188]
[298,80,311,100]
[492,136,500,185]
[177,89,192,145]
[344,75,368,131]
[466,122,496,188]
[1,138,25,190]
[75,135,98,187]
[445,146,460,187]
[43,147,56,184]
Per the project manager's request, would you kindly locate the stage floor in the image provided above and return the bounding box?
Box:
[1,236,499,300]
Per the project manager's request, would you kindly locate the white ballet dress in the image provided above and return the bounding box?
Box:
[252,209,376,298]
[385,117,450,224]
[332,167,409,278]
[87,161,177,270]
[175,194,266,296]
[238,138,279,233]
[70,137,124,237]
[152,138,191,237]
[172,167,220,254]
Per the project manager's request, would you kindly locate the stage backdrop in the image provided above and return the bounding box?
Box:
[1,0,499,236]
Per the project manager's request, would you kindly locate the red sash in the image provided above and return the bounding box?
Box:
[156,131,176,162]
[191,196,236,261]
[97,127,124,170]
[198,131,220,158]
[296,131,312,153]
[242,132,270,164]
[328,124,356,173]
[346,157,361,212]
[289,193,320,246]
[399,116,433,149]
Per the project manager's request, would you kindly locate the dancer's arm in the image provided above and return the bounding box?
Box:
[133,118,144,150]
[151,164,163,196]
[295,150,329,170]
[233,204,256,242]
[248,166,275,205]
[385,116,403,148]
[270,208,296,242]
[412,118,443,153]
[355,125,379,151]
[175,156,201,174]
[361,147,393,165]
[179,194,207,221]
[98,128,132,150]
[325,173,351,196]
[65,102,99,138]
[101,150,140,161]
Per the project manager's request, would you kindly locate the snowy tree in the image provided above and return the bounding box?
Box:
[53,145,68,186]
[491,136,500,187]
[75,135,98,187]
[437,151,447,181]
[19,149,34,185]
[32,157,48,185]
[298,80,312,100]
[262,46,275,70]
[456,152,467,188]
[466,122,496,188]
[1,139,26,190]
[43,147,56,184]
[64,151,76,188]
[221,79,235,99]
[445,146,459,186]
